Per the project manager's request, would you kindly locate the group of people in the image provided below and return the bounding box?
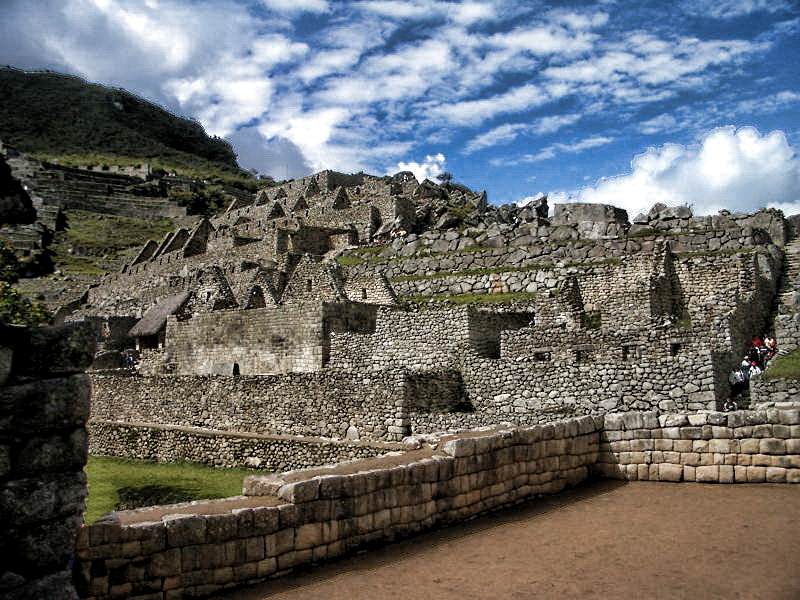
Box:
[726,333,779,407]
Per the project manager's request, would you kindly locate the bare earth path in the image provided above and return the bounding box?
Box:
[213,481,800,600]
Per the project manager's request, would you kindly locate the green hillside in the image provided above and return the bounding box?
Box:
[0,67,253,186]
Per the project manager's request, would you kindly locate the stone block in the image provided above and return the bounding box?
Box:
[250,506,280,536]
[751,424,773,438]
[708,439,734,454]
[746,466,766,482]
[658,464,683,481]
[778,409,800,425]
[696,465,719,482]
[766,467,787,483]
[0,472,86,526]
[0,375,91,434]
[242,475,284,496]
[786,469,800,484]
[718,465,734,483]
[165,515,207,548]
[759,438,786,455]
[441,437,475,457]
[294,523,323,550]
[277,479,320,503]
[683,465,696,481]
[148,548,181,577]
[4,322,95,377]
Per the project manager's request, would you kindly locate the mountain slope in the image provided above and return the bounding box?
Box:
[0,67,244,178]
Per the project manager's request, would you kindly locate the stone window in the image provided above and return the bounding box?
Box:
[670,342,682,356]
[307,279,313,292]
[622,345,641,362]
[533,350,551,361]
[575,348,592,362]
[583,310,602,330]
[361,288,368,300]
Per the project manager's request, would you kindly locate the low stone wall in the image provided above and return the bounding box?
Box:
[88,421,399,471]
[0,323,95,600]
[72,408,799,599]
[749,376,800,405]
[90,370,407,442]
[595,408,800,483]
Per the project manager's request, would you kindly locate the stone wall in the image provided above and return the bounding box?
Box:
[594,407,800,483]
[72,408,799,599]
[165,303,325,375]
[73,417,600,599]
[89,370,408,442]
[88,422,396,472]
[0,323,94,600]
[749,376,800,405]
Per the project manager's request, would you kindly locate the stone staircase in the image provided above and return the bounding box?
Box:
[772,236,800,354]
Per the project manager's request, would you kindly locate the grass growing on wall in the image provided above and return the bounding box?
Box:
[84,456,266,524]
[764,349,800,380]
[402,290,543,306]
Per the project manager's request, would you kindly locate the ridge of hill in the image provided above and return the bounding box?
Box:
[0,67,252,184]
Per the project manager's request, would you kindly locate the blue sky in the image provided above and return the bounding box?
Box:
[1,0,799,216]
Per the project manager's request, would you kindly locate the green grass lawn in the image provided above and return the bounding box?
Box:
[764,349,800,380]
[84,456,268,524]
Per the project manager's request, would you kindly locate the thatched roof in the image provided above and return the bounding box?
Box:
[128,291,191,338]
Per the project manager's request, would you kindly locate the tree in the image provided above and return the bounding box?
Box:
[0,240,21,283]
[436,172,453,184]
[0,239,52,326]
[0,281,51,326]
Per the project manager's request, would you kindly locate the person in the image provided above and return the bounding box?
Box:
[750,361,762,377]
[752,334,763,348]
[748,344,761,367]
[740,356,751,378]
[724,399,739,411]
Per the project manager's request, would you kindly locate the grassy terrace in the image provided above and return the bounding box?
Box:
[388,258,620,283]
[764,349,800,380]
[52,209,176,275]
[401,290,545,305]
[84,456,266,524]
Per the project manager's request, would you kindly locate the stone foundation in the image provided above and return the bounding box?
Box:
[73,407,799,599]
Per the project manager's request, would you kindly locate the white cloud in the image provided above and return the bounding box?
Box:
[360,0,496,23]
[489,25,597,56]
[464,123,530,153]
[430,84,551,126]
[261,0,329,13]
[682,0,795,19]
[534,113,581,135]
[511,135,614,164]
[568,127,800,217]
[394,153,447,182]
[639,113,678,135]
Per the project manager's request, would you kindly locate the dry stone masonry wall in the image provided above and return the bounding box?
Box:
[72,408,799,600]
[0,323,95,600]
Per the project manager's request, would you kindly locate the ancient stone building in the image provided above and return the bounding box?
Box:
[59,168,795,464]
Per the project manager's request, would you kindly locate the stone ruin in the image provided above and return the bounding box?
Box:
[2,162,800,600]
[38,165,795,469]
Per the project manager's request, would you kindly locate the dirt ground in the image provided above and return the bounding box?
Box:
[212,480,800,600]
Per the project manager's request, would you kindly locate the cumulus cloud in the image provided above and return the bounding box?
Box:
[570,127,800,217]
[394,153,447,182]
